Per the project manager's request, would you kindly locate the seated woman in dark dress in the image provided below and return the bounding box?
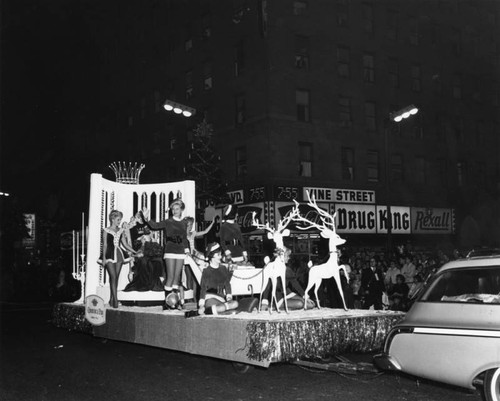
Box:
[124,212,164,292]
[197,242,239,315]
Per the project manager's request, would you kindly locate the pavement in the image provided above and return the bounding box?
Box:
[0,301,480,401]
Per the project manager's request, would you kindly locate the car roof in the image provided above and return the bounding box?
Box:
[438,255,500,273]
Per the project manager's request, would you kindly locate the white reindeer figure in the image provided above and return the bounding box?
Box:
[251,209,299,314]
[292,193,349,310]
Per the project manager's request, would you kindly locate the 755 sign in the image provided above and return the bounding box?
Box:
[275,186,299,201]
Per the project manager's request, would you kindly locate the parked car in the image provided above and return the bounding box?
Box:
[374,254,500,401]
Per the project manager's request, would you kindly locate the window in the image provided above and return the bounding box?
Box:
[362,3,374,33]
[293,1,308,15]
[457,161,467,186]
[453,74,462,99]
[235,146,247,178]
[390,154,404,183]
[367,150,379,182]
[476,121,485,145]
[420,266,500,303]
[386,10,398,41]
[140,97,146,119]
[337,46,350,78]
[299,142,312,177]
[364,101,376,132]
[296,89,310,122]
[337,0,349,26]
[454,118,464,142]
[203,61,213,90]
[341,147,355,180]
[295,35,310,69]
[473,77,482,102]
[234,41,245,76]
[235,94,245,124]
[411,65,421,92]
[388,58,399,88]
[154,90,161,113]
[438,158,447,186]
[184,23,193,52]
[339,96,351,127]
[409,17,419,45]
[202,13,211,39]
[363,54,375,83]
[185,70,193,100]
[415,157,426,184]
[452,28,462,55]
[430,22,440,46]
[432,72,442,95]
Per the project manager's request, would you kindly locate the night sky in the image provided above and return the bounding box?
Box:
[1,1,134,229]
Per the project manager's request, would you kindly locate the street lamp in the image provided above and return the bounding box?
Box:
[385,104,419,256]
[163,99,196,118]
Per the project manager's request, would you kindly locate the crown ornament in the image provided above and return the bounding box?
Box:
[109,162,145,184]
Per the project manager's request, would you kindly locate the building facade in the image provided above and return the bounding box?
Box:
[97,0,500,252]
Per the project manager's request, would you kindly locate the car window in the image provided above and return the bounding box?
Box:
[419,265,500,304]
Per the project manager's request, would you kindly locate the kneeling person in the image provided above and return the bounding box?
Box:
[198,243,238,315]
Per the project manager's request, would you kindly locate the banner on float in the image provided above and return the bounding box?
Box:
[375,206,411,234]
[411,207,454,234]
[85,295,106,326]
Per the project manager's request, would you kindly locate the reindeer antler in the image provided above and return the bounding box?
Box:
[292,192,337,233]
[251,212,273,233]
[276,207,301,232]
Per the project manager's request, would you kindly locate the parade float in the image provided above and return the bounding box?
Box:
[53,164,404,369]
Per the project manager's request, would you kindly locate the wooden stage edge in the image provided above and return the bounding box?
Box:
[52,303,405,368]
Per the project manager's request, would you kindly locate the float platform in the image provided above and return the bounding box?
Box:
[53,302,404,368]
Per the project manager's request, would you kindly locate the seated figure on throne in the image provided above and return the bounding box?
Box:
[124,212,164,292]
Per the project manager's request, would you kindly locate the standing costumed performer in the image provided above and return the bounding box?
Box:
[142,197,190,310]
[219,204,248,265]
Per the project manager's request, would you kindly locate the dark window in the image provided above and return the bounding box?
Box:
[202,13,211,39]
[386,10,398,41]
[296,90,310,122]
[365,101,376,132]
[339,96,351,127]
[299,142,312,177]
[362,3,374,33]
[363,54,375,83]
[185,70,193,100]
[293,1,308,15]
[203,61,213,90]
[388,58,399,88]
[411,65,421,92]
[415,156,426,184]
[295,35,310,69]
[234,41,245,76]
[390,154,404,183]
[236,146,247,178]
[453,74,462,99]
[367,150,379,182]
[341,147,355,180]
[337,46,350,78]
[457,161,467,186]
[235,94,245,124]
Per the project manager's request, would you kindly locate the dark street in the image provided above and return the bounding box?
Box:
[0,302,480,401]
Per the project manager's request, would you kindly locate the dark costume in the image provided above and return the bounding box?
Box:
[124,222,164,292]
[361,266,385,310]
[198,264,233,304]
[146,217,189,258]
[219,220,246,261]
[103,227,131,264]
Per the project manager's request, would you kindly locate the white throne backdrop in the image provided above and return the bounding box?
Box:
[85,173,196,302]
